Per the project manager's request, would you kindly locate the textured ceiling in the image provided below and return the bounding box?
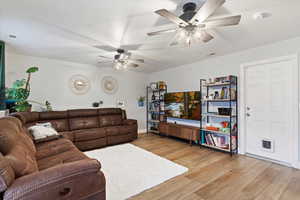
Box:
[1,0,300,73]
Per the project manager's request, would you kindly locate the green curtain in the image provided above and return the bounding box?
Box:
[0,41,5,110]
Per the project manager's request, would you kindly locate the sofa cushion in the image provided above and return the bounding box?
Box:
[68,109,98,118]
[0,117,38,178]
[37,147,88,170]
[99,115,123,127]
[5,145,39,178]
[39,111,68,120]
[105,125,136,136]
[98,108,123,115]
[75,138,107,151]
[12,112,40,124]
[0,117,36,155]
[0,153,15,193]
[107,133,134,145]
[36,138,75,160]
[60,131,74,141]
[39,119,69,132]
[69,117,99,131]
[73,128,106,142]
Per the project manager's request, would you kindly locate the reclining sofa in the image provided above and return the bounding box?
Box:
[0,108,138,200]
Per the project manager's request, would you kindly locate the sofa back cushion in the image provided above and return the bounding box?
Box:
[39,111,69,132]
[98,108,124,127]
[69,117,99,130]
[12,112,40,124]
[0,117,38,178]
[0,153,15,193]
[99,115,123,127]
[68,109,98,118]
[39,119,69,132]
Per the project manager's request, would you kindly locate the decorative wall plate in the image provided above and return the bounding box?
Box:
[69,74,91,95]
[101,76,119,95]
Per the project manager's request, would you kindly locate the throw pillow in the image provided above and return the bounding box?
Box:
[28,125,60,143]
[36,122,52,128]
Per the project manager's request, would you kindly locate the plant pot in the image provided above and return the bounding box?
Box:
[25,104,32,112]
[138,101,144,107]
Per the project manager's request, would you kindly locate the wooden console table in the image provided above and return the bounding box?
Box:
[158,122,200,145]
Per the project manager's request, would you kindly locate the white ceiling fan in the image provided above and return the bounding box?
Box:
[148,0,241,47]
[98,49,145,70]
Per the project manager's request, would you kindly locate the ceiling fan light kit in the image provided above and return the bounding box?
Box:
[148,0,242,47]
[99,48,145,71]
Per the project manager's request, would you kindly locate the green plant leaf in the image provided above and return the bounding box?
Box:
[12,79,26,89]
[26,67,39,73]
[14,101,31,112]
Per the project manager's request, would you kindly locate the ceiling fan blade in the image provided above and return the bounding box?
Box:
[204,15,241,28]
[98,61,112,64]
[147,28,177,36]
[199,30,214,43]
[127,63,139,68]
[129,59,145,63]
[98,55,112,59]
[190,0,226,24]
[120,44,142,51]
[155,9,189,26]
[94,45,117,52]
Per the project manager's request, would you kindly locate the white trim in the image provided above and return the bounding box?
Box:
[239,54,299,169]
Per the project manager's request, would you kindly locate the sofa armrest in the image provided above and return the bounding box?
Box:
[4,159,105,200]
[123,119,137,125]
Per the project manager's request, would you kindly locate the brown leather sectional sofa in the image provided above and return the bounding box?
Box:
[13,108,138,151]
[0,108,138,200]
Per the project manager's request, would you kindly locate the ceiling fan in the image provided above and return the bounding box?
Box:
[147,0,241,46]
[98,49,145,70]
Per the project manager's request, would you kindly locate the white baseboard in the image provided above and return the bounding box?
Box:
[294,161,300,169]
[138,129,147,134]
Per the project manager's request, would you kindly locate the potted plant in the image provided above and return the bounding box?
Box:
[5,66,39,112]
[138,96,145,107]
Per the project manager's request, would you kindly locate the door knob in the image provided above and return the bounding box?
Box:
[246,107,250,111]
[246,113,250,117]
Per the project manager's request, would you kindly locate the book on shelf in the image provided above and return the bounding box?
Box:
[203,133,229,150]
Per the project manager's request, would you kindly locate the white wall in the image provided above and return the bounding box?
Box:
[149,36,300,164]
[149,36,300,92]
[5,52,147,132]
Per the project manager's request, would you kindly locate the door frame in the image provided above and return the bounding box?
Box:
[239,54,299,168]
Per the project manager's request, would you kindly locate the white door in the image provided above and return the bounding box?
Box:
[244,57,297,165]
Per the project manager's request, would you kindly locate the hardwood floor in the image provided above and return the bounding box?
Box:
[130,133,300,200]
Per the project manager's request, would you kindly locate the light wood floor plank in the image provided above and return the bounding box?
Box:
[130,134,298,200]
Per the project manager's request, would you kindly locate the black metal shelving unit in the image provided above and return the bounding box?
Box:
[146,84,167,134]
[199,76,238,155]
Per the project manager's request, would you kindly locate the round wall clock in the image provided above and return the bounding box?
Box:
[69,74,91,95]
[101,76,118,95]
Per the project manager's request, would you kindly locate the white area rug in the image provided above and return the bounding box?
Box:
[85,143,188,200]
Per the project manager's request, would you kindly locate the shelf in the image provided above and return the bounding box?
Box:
[202,113,237,118]
[201,143,231,152]
[201,129,230,136]
[151,100,164,103]
[202,99,236,102]
[203,82,232,87]
[149,88,167,92]
[148,120,160,123]
[200,76,238,155]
